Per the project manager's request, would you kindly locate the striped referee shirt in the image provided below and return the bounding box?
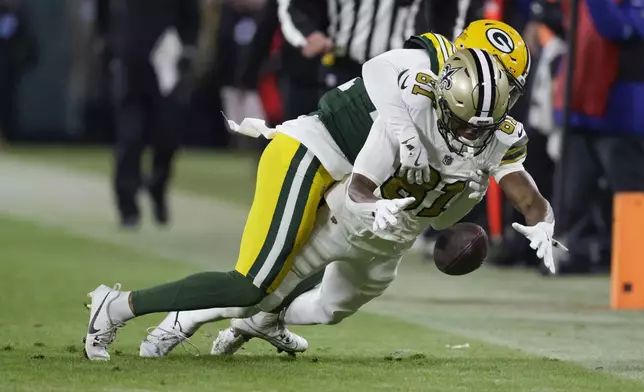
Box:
[278,0,482,65]
[279,0,426,64]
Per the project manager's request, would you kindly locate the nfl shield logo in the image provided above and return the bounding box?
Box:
[443,155,453,165]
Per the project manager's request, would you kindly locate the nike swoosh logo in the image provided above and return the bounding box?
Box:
[518,129,524,138]
[397,69,409,86]
[242,319,296,351]
[401,136,415,145]
[414,154,422,167]
[400,75,409,90]
[88,291,110,334]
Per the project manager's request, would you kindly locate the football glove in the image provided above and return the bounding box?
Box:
[512,221,568,274]
[347,196,416,232]
[467,169,490,201]
[372,197,416,231]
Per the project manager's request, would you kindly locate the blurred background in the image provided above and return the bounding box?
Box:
[1,0,643,277]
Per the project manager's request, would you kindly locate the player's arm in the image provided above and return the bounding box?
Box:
[346,173,415,232]
[345,118,415,231]
[362,49,434,184]
[491,120,539,221]
[361,49,428,139]
[491,120,565,273]
[347,174,379,204]
[499,171,553,226]
[497,169,562,274]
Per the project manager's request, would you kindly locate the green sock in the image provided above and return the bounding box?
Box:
[130,270,264,316]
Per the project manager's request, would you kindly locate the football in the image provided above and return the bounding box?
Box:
[433,222,488,276]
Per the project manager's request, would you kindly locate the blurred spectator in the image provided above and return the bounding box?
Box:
[105,0,199,228]
[551,0,644,274]
[0,0,36,144]
[275,0,329,119]
[184,0,230,148]
[193,0,221,85]
[234,0,285,126]
[217,0,265,125]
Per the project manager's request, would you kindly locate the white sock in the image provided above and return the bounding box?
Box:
[249,311,279,328]
[282,289,328,325]
[174,306,259,330]
[108,291,135,323]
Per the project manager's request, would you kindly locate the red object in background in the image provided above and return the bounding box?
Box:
[553,0,619,117]
[483,0,505,242]
[257,31,284,125]
[257,73,283,125]
[484,0,505,20]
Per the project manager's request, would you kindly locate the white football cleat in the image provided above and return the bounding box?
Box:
[230,313,308,354]
[140,312,197,358]
[84,284,126,361]
[210,327,249,356]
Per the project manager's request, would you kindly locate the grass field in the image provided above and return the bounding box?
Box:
[1,146,643,392]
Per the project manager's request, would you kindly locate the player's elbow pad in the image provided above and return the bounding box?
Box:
[345,185,373,218]
[345,191,364,216]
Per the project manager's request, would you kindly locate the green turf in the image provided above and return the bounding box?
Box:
[2,146,644,391]
[0,215,642,392]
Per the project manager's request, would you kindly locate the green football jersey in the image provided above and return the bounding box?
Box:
[313,78,377,164]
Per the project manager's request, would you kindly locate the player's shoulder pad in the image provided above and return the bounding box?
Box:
[494,116,528,147]
[399,67,439,110]
[494,116,528,165]
[404,32,456,74]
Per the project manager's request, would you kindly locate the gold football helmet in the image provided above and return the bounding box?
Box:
[455,20,530,109]
[435,48,510,156]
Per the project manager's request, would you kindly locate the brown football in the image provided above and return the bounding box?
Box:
[433,222,488,276]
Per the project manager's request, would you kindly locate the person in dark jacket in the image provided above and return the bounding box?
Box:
[551,0,644,274]
[104,0,199,228]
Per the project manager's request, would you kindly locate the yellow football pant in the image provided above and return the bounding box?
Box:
[235,133,335,293]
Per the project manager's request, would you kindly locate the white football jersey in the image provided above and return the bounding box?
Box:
[331,67,528,248]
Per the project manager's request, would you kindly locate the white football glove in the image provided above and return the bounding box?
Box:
[372,197,416,232]
[512,221,569,274]
[467,169,490,201]
[398,132,430,185]
[347,196,416,232]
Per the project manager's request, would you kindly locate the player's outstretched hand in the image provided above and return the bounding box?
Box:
[468,169,490,201]
[511,222,568,274]
[373,197,416,232]
[398,135,431,185]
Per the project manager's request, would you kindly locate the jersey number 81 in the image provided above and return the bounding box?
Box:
[381,166,467,218]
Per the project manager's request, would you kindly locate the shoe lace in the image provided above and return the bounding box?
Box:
[92,322,125,347]
[90,284,126,348]
[275,320,292,344]
[145,326,200,357]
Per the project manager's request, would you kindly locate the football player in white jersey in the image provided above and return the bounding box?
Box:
[137,48,562,358]
[210,48,561,356]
